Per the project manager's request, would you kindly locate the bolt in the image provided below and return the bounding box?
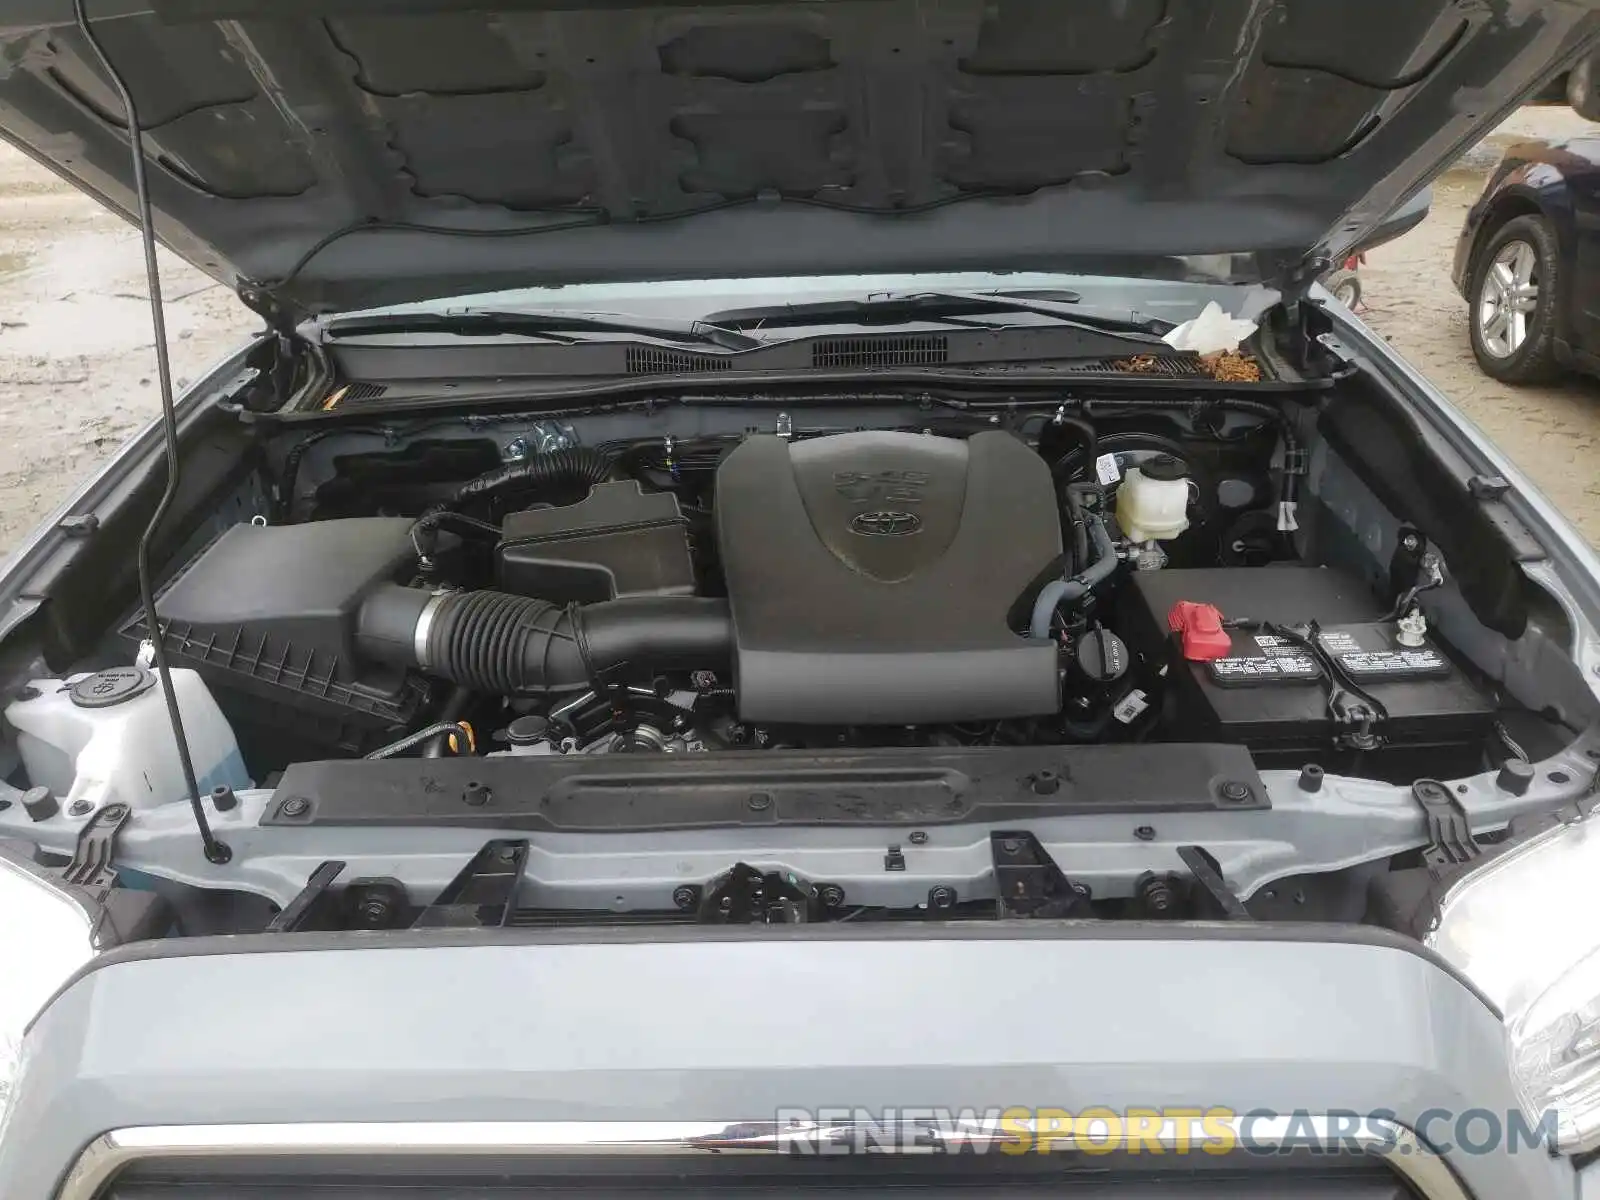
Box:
[1138,873,1177,915]
[1071,882,1091,898]
[1000,837,1021,855]
[720,895,733,910]
[908,830,929,845]
[1134,825,1156,841]
[280,796,310,818]
[1401,533,1421,552]
[358,897,392,926]
[497,845,519,863]
[67,798,92,817]
[672,885,698,911]
[748,791,772,811]
[463,781,492,807]
[1219,781,1252,804]
[1032,769,1060,796]
[929,885,957,909]
[819,884,845,908]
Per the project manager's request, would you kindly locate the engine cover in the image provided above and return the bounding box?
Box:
[716,430,1062,724]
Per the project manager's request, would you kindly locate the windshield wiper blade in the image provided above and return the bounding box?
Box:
[703,291,1173,345]
[321,307,761,352]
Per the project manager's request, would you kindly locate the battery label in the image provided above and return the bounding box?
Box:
[1336,648,1449,679]
[1208,653,1321,683]
[1199,624,1452,687]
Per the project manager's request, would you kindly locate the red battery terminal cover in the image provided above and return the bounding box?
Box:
[1168,601,1232,661]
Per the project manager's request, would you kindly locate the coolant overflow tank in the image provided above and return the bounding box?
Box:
[5,667,248,814]
[1116,454,1191,543]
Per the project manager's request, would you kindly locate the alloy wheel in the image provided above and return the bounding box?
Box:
[1476,239,1540,357]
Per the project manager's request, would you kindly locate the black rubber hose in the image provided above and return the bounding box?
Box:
[452,445,612,506]
[422,685,474,758]
[1064,485,1091,576]
[358,585,731,697]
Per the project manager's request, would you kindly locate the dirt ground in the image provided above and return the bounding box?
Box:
[0,108,1597,554]
[0,151,259,552]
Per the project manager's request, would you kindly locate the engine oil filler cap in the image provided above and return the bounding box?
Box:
[1168,601,1232,662]
[69,667,156,709]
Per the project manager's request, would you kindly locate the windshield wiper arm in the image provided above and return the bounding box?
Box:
[321,307,762,352]
[702,291,1173,345]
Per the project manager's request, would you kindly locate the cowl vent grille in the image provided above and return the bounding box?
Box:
[812,334,949,368]
[626,345,733,374]
[335,381,388,404]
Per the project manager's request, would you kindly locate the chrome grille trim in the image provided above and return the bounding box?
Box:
[56,1116,1469,1200]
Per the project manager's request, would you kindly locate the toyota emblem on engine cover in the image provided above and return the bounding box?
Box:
[851,510,922,536]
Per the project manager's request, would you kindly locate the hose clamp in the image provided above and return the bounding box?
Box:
[413,591,449,671]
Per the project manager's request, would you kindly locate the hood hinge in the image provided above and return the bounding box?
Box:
[1276,252,1333,313]
[236,279,301,335]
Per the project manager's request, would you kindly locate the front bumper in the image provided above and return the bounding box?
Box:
[0,925,1584,1197]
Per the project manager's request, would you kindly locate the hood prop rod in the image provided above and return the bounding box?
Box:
[74,0,229,865]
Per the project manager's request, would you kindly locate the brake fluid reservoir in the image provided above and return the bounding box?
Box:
[1116,454,1191,544]
[4,667,248,813]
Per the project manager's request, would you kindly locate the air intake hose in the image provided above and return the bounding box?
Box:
[452,445,612,506]
[358,584,732,696]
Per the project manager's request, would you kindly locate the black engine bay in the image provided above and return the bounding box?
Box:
[126,389,1514,786]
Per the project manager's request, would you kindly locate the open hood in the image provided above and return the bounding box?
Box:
[0,0,1596,320]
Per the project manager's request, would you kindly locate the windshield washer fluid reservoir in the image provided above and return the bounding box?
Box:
[5,667,247,813]
[1116,454,1191,544]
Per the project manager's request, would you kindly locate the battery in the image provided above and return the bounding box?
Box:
[1121,567,1495,752]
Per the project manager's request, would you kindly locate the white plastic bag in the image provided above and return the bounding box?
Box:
[1162,300,1258,355]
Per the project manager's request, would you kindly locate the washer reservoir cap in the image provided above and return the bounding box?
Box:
[70,667,157,709]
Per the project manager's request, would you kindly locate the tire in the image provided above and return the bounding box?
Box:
[1323,268,1361,309]
[1467,213,1563,384]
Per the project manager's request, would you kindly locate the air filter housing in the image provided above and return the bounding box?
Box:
[123,518,429,748]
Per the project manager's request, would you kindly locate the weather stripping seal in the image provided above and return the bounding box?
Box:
[55,1116,1470,1200]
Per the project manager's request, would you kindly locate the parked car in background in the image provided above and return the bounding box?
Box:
[1455,135,1600,382]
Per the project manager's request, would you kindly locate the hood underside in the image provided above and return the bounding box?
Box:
[0,0,1595,317]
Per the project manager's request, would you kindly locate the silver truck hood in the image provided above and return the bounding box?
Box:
[0,0,1595,318]
[0,925,1574,1198]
